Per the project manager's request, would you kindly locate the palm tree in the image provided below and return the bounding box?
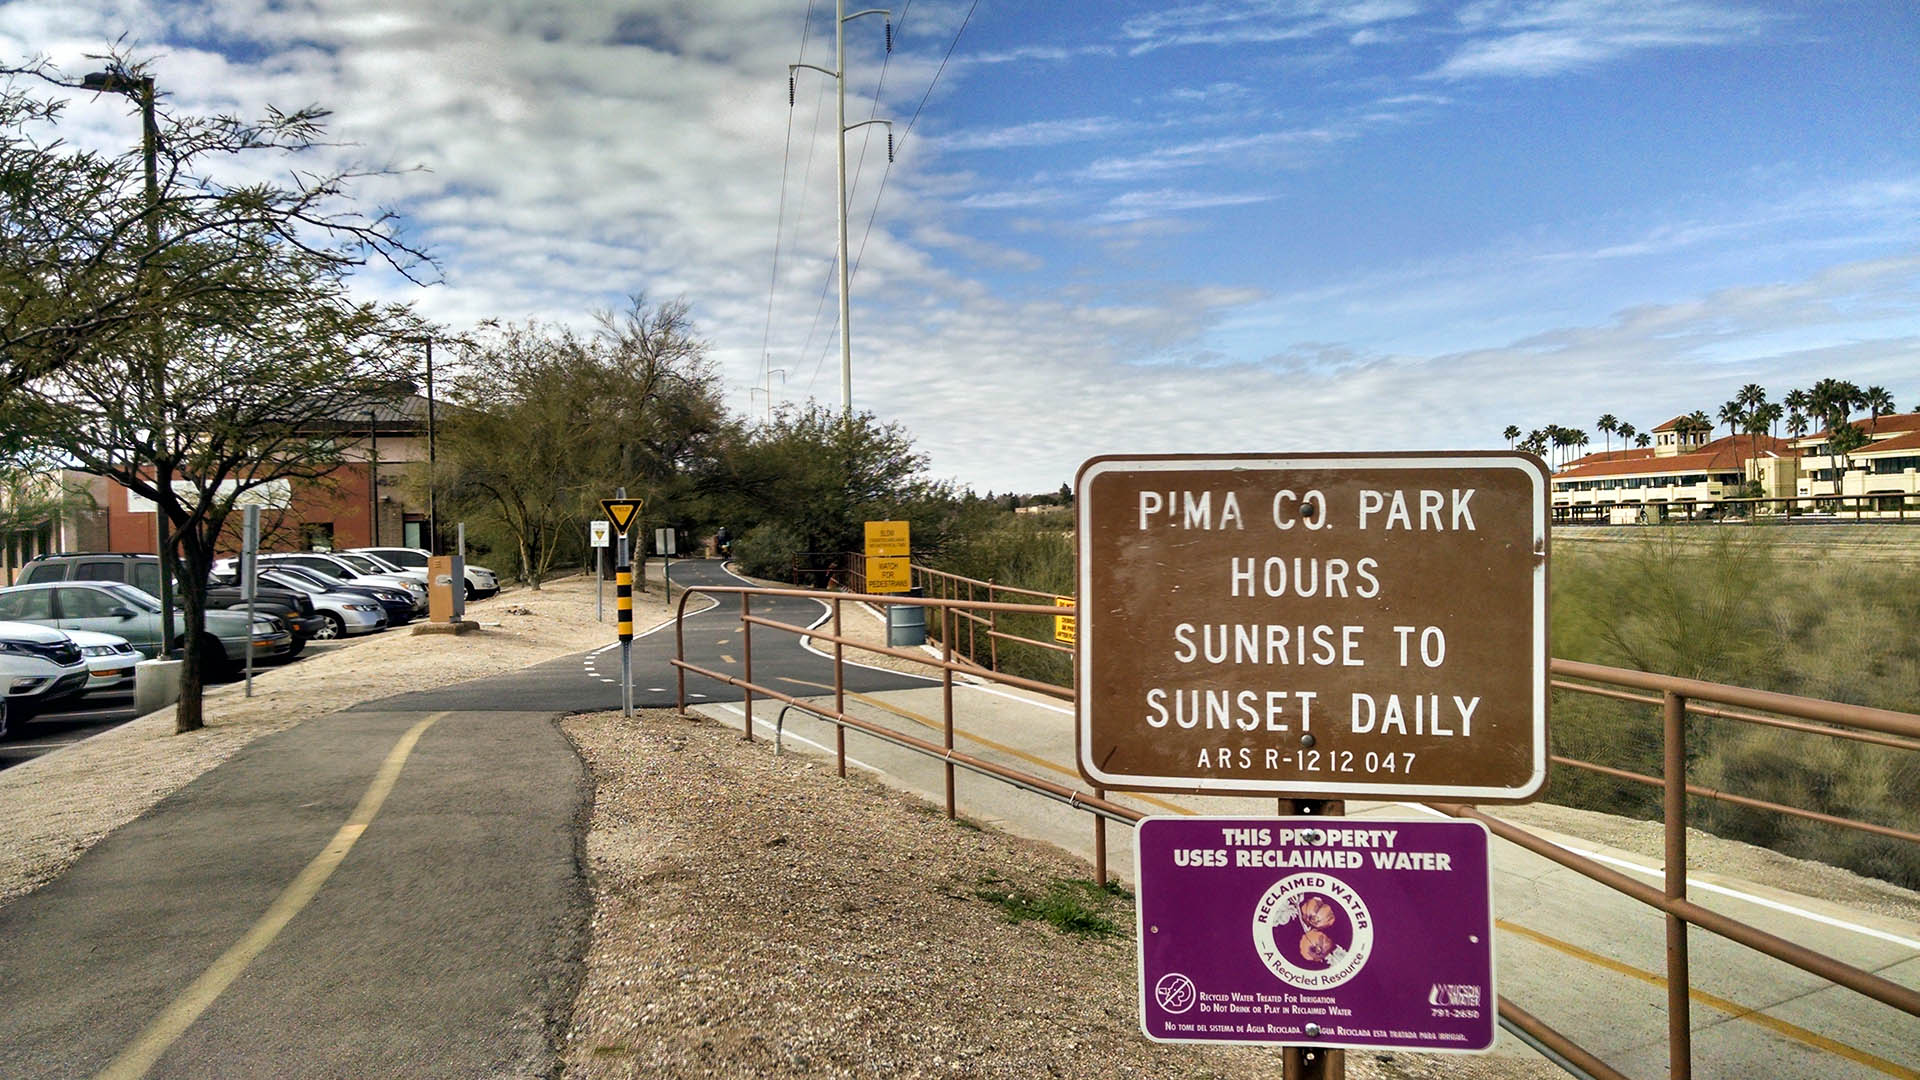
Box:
[1783,388,1810,427]
[1636,432,1652,449]
[1809,378,1864,430]
[1549,427,1571,469]
[1684,410,1713,447]
[1787,410,1808,439]
[1597,413,1617,455]
[1503,424,1521,449]
[1864,385,1895,430]
[1719,399,1744,440]
[1737,383,1767,412]
[1616,421,1636,448]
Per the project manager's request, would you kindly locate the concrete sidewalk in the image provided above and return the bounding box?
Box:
[0,707,589,1079]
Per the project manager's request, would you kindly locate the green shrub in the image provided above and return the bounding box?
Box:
[1550,529,1920,888]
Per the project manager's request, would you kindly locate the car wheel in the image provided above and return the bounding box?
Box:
[282,637,307,661]
[464,580,475,601]
[0,699,10,740]
[314,612,346,640]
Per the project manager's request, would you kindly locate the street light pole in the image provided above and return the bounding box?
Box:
[424,337,437,555]
[367,409,379,547]
[86,67,175,656]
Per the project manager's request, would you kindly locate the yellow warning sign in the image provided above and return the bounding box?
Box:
[1054,595,1076,645]
[600,498,644,533]
[868,556,911,594]
[863,520,911,557]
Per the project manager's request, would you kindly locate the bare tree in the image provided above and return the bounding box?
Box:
[0,55,430,400]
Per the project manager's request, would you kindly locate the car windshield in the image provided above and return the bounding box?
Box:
[376,549,427,568]
[336,553,382,573]
[103,583,163,612]
[360,553,407,573]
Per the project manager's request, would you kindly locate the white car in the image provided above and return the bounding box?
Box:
[348,547,500,600]
[0,620,90,735]
[64,628,142,693]
[215,552,427,613]
[254,569,389,638]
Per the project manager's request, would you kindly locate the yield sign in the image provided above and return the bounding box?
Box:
[600,498,644,534]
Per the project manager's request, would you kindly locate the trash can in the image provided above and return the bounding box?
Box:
[886,588,927,648]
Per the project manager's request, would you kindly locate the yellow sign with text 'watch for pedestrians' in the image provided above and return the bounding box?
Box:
[600,498,644,534]
[1054,596,1075,645]
[867,556,911,594]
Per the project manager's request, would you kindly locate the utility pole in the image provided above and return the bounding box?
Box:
[84,66,175,656]
[791,1,893,415]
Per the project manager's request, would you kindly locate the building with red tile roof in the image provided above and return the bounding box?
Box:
[1551,410,1920,522]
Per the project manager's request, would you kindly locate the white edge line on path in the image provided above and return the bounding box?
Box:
[711,702,884,775]
[1399,802,1920,951]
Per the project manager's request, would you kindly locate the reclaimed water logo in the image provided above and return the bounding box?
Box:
[1251,873,1374,989]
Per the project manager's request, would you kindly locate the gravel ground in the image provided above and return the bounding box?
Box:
[0,571,672,907]
[562,707,1563,1080]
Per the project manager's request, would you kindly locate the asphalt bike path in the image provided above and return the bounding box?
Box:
[716,678,1920,1079]
[0,705,588,1078]
[354,558,931,714]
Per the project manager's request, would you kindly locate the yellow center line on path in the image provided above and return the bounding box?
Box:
[1495,919,1919,1079]
[720,654,736,665]
[93,711,449,1080]
[775,678,1910,1076]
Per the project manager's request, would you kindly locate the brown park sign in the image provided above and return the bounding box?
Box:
[1075,453,1549,802]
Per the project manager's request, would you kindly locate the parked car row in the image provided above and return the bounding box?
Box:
[0,546,502,738]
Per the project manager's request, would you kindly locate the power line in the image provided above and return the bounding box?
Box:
[850,0,976,281]
[758,0,818,417]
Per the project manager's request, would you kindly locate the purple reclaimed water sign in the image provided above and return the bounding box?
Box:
[1135,816,1495,1053]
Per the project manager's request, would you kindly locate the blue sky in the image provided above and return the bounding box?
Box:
[10,0,1919,491]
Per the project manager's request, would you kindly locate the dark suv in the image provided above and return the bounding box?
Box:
[16,553,326,649]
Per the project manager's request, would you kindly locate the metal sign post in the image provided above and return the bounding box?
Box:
[602,493,644,718]
[242,505,259,698]
[590,520,611,622]
[654,526,677,603]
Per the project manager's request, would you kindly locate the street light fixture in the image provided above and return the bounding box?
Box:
[86,66,178,658]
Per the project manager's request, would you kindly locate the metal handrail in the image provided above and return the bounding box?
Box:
[669,579,1920,1080]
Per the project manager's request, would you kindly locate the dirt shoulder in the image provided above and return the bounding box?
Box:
[561,707,1560,1080]
[0,571,671,907]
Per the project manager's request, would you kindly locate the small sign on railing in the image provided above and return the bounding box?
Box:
[1054,596,1075,645]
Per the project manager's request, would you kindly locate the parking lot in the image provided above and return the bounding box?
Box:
[0,638,365,772]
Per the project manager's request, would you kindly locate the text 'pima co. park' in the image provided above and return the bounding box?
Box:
[1074,453,1550,802]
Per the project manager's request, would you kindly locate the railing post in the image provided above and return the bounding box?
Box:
[834,596,846,778]
[967,579,978,664]
[943,605,956,819]
[987,580,999,672]
[674,592,687,713]
[1279,796,1346,1080]
[1093,785,1108,887]
[1664,690,1692,1080]
[741,593,754,742]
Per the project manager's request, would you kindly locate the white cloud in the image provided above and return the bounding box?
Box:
[1435,0,1773,79]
